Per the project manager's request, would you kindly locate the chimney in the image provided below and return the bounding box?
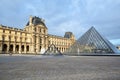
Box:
[29,15,33,25]
[41,18,45,23]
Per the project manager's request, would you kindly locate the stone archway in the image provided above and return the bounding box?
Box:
[40,46,41,52]
[16,45,19,53]
[21,45,24,52]
[26,46,29,52]
[9,45,13,53]
[2,44,7,53]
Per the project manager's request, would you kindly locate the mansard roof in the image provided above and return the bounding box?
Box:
[48,34,65,39]
[64,32,73,38]
[26,16,47,28]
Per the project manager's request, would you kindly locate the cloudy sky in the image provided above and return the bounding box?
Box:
[0,0,120,45]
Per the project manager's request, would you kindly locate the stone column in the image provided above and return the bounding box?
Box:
[45,36,48,50]
[7,44,9,54]
[32,35,35,54]
[0,43,2,53]
[8,35,10,54]
[24,44,26,54]
[37,27,39,33]
[13,44,16,54]
[19,44,21,54]
[36,36,40,54]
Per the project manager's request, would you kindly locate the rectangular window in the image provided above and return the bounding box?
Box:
[2,35,4,40]
[40,29,41,32]
[9,36,11,41]
[40,38,42,44]
[15,31,17,34]
[44,30,46,33]
[3,30,5,33]
[9,31,11,34]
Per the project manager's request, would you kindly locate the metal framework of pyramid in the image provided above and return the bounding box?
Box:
[43,44,63,55]
[64,27,120,54]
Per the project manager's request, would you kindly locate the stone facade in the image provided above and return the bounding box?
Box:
[0,16,75,54]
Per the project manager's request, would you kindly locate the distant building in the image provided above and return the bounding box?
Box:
[0,16,75,54]
[117,46,120,50]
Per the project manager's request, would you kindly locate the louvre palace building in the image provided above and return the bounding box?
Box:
[0,16,75,54]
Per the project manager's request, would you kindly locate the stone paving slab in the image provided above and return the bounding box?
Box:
[0,55,120,80]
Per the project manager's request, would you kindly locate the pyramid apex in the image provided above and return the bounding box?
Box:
[91,26,95,29]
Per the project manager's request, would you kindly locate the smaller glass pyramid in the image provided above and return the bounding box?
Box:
[64,27,120,55]
[44,44,63,55]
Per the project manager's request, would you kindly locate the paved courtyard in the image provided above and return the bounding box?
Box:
[0,54,120,80]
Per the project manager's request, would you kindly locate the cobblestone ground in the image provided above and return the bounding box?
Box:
[0,55,120,80]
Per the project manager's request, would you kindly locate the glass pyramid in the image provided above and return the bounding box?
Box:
[44,44,63,55]
[64,27,120,55]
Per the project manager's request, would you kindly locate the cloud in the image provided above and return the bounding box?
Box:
[0,0,120,42]
[48,0,120,40]
[110,39,120,46]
